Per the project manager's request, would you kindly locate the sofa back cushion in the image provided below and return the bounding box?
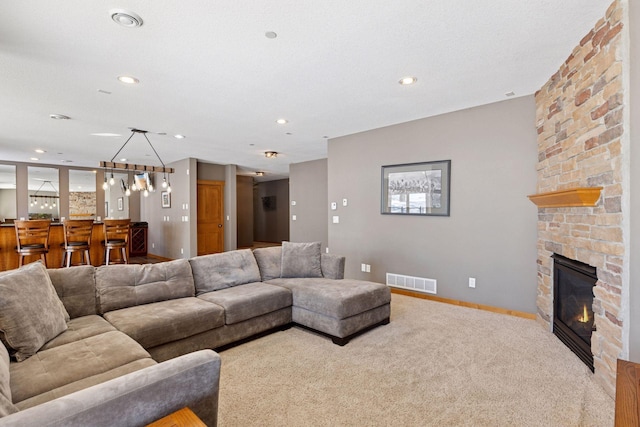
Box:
[189,249,262,295]
[0,262,69,362]
[253,246,282,281]
[95,259,195,314]
[0,341,17,417]
[281,242,323,278]
[47,265,97,318]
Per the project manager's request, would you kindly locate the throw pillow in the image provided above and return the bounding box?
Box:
[280,241,323,278]
[0,262,69,361]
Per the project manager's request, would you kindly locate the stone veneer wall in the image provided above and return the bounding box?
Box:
[534,0,627,396]
[69,192,96,218]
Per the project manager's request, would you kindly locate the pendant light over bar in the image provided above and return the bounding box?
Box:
[100,128,174,197]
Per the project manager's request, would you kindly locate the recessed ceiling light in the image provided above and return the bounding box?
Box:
[276,119,288,125]
[30,157,39,161]
[91,133,121,137]
[97,89,112,95]
[120,158,127,162]
[285,132,292,135]
[265,151,278,158]
[322,136,329,139]
[110,9,143,28]
[265,31,277,39]
[50,114,70,120]
[35,149,45,154]
[256,171,265,176]
[505,91,516,97]
[174,134,186,139]
[399,76,417,85]
[118,76,139,84]
[61,160,73,163]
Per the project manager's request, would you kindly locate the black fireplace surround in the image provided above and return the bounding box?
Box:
[552,254,597,372]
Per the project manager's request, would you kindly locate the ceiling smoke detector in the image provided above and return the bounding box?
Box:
[110,9,143,28]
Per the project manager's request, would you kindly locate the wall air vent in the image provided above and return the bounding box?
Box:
[386,273,436,294]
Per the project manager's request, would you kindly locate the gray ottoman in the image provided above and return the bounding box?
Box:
[268,278,391,345]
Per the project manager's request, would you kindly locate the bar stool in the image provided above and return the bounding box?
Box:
[103,219,130,265]
[61,219,94,267]
[14,219,51,267]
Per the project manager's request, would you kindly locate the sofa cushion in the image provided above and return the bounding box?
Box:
[267,278,391,319]
[189,249,262,294]
[41,315,117,351]
[281,241,323,278]
[10,330,152,404]
[0,262,69,361]
[15,358,156,411]
[198,282,292,325]
[47,265,97,318]
[0,341,17,416]
[253,246,282,281]
[103,298,225,349]
[95,259,195,314]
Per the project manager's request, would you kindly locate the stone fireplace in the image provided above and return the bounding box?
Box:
[533,0,627,397]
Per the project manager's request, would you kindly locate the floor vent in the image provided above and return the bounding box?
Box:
[386,273,437,294]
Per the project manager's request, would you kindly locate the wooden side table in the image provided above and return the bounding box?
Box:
[146,407,207,427]
[615,359,640,426]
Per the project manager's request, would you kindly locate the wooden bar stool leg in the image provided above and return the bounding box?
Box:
[122,247,127,264]
[85,249,91,266]
[40,253,46,266]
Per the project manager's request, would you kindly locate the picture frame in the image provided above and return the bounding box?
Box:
[381,160,451,216]
[117,197,124,211]
[161,191,171,208]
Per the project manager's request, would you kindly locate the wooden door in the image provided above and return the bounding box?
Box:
[197,180,225,255]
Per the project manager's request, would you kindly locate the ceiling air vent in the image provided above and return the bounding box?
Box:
[110,9,143,28]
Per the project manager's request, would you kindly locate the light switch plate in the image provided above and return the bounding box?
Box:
[343,198,348,207]
[292,215,297,221]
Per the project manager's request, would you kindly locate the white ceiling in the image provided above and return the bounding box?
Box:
[0,1,612,181]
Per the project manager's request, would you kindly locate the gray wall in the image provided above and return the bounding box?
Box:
[237,175,254,247]
[253,179,290,243]
[143,158,197,259]
[0,189,16,220]
[328,96,539,313]
[629,0,640,361]
[290,159,328,249]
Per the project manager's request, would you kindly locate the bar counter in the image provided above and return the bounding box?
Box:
[0,222,123,271]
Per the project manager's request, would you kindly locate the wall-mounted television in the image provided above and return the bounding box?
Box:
[134,172,153,191]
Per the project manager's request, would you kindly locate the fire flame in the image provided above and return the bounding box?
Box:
[577,305,589,323]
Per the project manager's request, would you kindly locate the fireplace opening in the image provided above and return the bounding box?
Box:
[552,254,596,372]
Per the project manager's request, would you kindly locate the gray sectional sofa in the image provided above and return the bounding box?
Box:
[0,242,391,426]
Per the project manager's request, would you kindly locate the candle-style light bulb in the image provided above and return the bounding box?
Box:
[102,179,109,190]
[109,173,115,186]
[125,188,131,196]
[143,189,149,197]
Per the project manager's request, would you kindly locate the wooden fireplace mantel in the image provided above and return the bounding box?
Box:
[527,187,603,208]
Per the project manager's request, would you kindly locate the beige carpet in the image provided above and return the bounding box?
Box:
[217,294,614,426]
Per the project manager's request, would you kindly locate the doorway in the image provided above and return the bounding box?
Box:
[197,180,224,255]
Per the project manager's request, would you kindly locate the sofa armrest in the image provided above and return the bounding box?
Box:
[0,350,220,427]
[321,254,345,280]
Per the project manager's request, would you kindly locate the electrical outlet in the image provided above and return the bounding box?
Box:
[331,202,337,210]
[292,215,297,221]
[469,277,476,288]
[343,198,348,207]
[332,216,339,224]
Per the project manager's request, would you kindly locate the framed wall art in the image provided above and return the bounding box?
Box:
[381,160,451,216]
[161,191,171,208]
